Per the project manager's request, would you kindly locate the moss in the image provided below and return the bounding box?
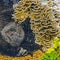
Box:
[41,38,60,60]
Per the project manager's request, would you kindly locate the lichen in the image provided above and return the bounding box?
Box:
[13,0,60,51]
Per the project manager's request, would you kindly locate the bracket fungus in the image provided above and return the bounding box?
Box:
[13,0,60,51]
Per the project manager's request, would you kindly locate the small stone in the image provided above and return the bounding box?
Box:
[17,47,28,56]
[1,22,25,47]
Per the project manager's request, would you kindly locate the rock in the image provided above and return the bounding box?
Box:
[1,22,25,47]
[17,47,28,56]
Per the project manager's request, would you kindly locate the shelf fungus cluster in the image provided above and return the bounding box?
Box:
[13,0,60,51]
